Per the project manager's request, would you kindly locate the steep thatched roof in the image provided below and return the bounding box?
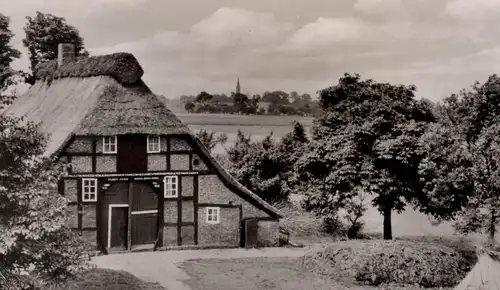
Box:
[74,83,188,136]
[35,53,144,85]
[3,76,111,155]
[3,76,189,156]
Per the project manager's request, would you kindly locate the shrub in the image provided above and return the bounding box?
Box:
[303,240,470,288]
[320,214,346,237]
[395,235,478,266]
[274,201,324,241]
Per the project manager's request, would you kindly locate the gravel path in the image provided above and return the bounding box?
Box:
[91,247,308,290]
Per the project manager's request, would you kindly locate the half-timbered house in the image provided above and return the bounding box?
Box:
[3,43,282,254]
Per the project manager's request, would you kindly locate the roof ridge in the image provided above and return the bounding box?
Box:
[35,52,144,85]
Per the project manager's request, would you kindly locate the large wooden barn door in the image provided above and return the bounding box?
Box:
[130,182,159,246]
[118,135,147,173]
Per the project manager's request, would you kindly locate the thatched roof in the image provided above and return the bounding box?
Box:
[74,83,188,136]
[3,76,111,155]
[3,76,189,156]
[35,53,144,85]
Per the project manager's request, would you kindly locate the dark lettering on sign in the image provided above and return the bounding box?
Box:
[109,177,129,181]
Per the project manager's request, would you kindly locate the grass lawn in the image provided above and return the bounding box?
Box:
[179,257,354,290]
[179,257,453,290]
[49,268,169,290]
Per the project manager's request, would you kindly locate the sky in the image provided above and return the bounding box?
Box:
[4,0,500,101]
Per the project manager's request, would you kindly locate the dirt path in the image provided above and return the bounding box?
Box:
[91,247,308,290]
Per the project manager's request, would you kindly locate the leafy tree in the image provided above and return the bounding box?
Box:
[0,115,90,288]
[195,129,228,152]
[231,93,258,114]
[295,73,436,240]
[0,13,22,109]
[195,91,213,104]
[262,91,290,105]
[453,125,500,242]
[420,74,500,243]
[233,93,248,111]
[23,11,88,84]
[184,101,195,113]
[226,131,284,202]
[275,121,309,197]
[225,124,309,203]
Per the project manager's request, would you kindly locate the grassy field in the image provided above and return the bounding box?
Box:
[179,257,454,290]
[177,113,314,127]
[179,257,365,290]
[178,113,314,155]
[48,268,168,290]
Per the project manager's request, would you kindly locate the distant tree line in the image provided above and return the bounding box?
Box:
[181,90,322,116]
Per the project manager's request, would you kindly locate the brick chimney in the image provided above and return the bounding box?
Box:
[57,43,76,67]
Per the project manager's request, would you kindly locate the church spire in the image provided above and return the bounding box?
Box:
[236,77,241,94]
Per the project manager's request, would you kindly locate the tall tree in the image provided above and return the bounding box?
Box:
[420,74,500,243]
[295,73,436,240]
[275,121,309,197]
[0,13,22,109]
[23,11,88,84]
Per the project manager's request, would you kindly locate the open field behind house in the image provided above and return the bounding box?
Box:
[178,113,479,241]
[177,113,314,154]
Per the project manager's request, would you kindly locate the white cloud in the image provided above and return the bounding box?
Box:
[445,0,500,21]
[89,7,295,82]
[189,7,293,49]
[282,17,369,53]
[354,0,406,16]
[89,39,150,55]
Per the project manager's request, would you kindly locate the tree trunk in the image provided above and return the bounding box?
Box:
[489,208,496,245]
[383,206,392,240]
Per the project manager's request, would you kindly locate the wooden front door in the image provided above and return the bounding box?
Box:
[109,206,129,249]
[118,135,147,173]
[244,219,259,248]
[131,182,159,246]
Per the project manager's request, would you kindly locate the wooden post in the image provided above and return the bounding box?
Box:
[177,177,183,246]
[194,175,199,245]
[127,180,133,251]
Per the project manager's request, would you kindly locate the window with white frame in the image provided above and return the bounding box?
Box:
[164,176,178,198]
[82,178,97,202]
[206,207,220,224]
[102,136,117,153]
[147,135,161,153]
